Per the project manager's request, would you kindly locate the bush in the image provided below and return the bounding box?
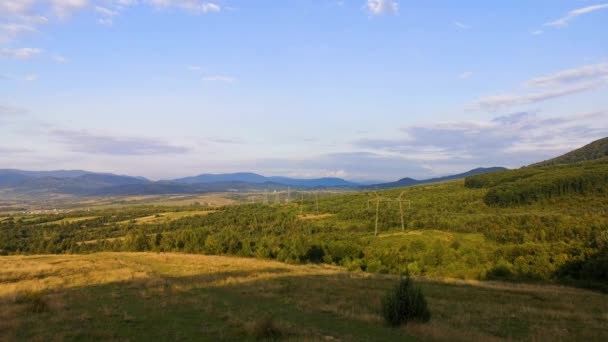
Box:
[247,315,283,340]
[381,277,430,326]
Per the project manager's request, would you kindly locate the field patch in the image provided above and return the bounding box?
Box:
[297,213,335,220]
[117,210,218,225]
[37,216,98,226]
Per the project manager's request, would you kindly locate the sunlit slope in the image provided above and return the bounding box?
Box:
[1,253,607,341]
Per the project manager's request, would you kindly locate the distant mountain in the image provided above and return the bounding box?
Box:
[12,174,149,195]
[171,173,359,188]
[172,172,269,184]
[1,169,95,179]
[529,137,608,168]
[0,170,32,186]
[0,169,148,183]
[0,167,507,197]
[91,181,289,196]
[365,167,507,190]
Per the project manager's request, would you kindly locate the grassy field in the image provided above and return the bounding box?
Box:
[1,253,606,341]
[115,210,218,225]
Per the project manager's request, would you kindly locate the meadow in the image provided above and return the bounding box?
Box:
[1,253,606,341]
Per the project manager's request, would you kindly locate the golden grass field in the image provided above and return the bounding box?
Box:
[116,210,218,225]
[1,253,606,341]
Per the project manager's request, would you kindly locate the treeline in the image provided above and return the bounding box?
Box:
[465,159,608,206]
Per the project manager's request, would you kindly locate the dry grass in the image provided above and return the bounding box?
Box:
[297,214,336,220]
[115,210,218,225]
[36,216,98,226]
[0,253,606,341]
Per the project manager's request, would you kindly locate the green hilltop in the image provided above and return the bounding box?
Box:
[530,137,608,167]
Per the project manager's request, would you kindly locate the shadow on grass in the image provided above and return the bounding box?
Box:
[5,261,608,342]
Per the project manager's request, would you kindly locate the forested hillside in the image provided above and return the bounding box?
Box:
[465,158,608,206]
[530,137,608,167]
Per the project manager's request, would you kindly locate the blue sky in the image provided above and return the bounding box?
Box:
[1,0,608,181]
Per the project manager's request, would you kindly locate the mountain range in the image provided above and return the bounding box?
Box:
[0,167,504,197]
[363,167,507,189]
[7,136,607,197]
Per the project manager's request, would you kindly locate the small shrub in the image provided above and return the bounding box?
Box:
[247,315,283,340]
[381,277,430,327]
[16,291,48,313]
[486,262,514,280]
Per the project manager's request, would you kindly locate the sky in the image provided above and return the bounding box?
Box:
[1,0,608,182]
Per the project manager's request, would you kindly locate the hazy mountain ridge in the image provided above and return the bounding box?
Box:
[170,173,359,187]
[365,167,508,189]
[0,167,505,197]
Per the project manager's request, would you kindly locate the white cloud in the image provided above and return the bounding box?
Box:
[51,0,89,18]
[0,0,220,42]
[95,6,118,16]
[0,23,36,43]
[147,0,221,14]
[23,74,38,81]
[202,75,235,82]
[366,0,398,16]
[97,17,113,25]
[526,62,608,87]
[187,65,203,72]
[0,47,43,59]
[531,30,543,36]
[51,129,190,155]
[53,55,67,63]
[474,61,608,110]
[476,81,604,111]
[454,21,470,29]
[354,111,608,171]
[459,71,473,79]
[0,103,27,117]
[545,4,608,27]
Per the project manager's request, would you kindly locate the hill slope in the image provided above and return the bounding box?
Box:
[530,137,608,167]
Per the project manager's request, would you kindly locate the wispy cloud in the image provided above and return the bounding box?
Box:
[51,129,190,155]
[459,71,473,79]
[454,21,470,29]
[0,103,27,117]
[51,0,89,18]
[0,47,43,59]
[0,146,30,154]
[545,4,608,27]
[147,0,221,14]
[23,74,38,81]
[0,0,221,42]
[475,61,608,110]
[531,30,543,36]
[476,81,604,111]
[95,6,118,17]
[53,55,67,63]
[95,5,118,25]
[0,23,37,43]
[526,62,608,87]
[366,0,398,16]
[202,75,235,82]
[354,111,608,171]
[187,65,203,72]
